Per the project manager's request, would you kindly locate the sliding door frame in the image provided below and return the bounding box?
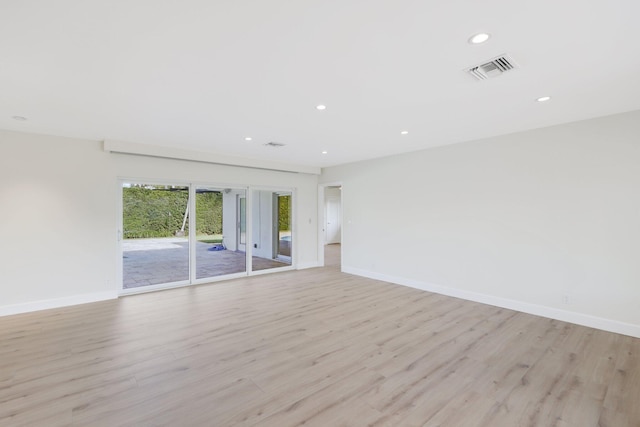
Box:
[117,178,192,295]
[117,179,296,295]
[190,183,250,286]
[247,185,296,276]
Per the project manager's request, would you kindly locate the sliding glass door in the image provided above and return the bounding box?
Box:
[250,189,292,272]
[275,193,292,262]
[120,182,293,292]
[195,187,247,280]
[121,183,190,289]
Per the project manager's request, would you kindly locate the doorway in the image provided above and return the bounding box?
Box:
[318,183,343,268]
[251,189,293,272]
[325,187,341,244]
[194,186,247,280]
[120,183,191,289]
[119,182,294,293]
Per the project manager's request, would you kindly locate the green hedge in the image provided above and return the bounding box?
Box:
[123,187,222,238]
[195,192,223,235]
[278,195,291,231]
[124,187,290,238]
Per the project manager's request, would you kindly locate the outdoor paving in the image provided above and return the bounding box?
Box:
[123,238,289,289]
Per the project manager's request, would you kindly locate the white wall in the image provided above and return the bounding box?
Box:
[320,109,640,337]
[0,131,116,312]
[222,190,243,251]
[0,130,319,315]
[252,190,274,258]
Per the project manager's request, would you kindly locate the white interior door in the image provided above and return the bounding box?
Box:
[325,197,341,244]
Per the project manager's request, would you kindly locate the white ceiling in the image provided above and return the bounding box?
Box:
[2,0,640,168]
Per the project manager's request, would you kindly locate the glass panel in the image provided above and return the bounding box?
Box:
[122,183,190,289]
[195,187,247,279]
[239,196,246,247]
[251,190,292,272]
[277,194,292,259]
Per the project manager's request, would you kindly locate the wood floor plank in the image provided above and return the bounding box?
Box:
[1,245,639,426]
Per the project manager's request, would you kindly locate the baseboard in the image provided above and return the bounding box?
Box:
[297,261,321,270]
[342,266,640,339]
[0,291,118,317]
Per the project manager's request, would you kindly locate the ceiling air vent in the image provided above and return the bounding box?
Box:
[264,141,285,148]
[467,54,517,81]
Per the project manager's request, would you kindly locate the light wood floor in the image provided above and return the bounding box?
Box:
[1,244,639,426]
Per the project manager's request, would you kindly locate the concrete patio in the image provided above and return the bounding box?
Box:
[123,238,289,289]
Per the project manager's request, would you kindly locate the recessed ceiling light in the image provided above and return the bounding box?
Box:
[316,105,327,110]
[536,96,551,102]
[400,130,409,135]
[244,137,252,141]
[469,33,490,44]
[12,116,27,121]
[321,151,328,154]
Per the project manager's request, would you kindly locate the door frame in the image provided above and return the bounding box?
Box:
[117,178,193,295]
[325,191,341,244]
[237,193,247,253]
[318,181,343,268]
[118,179,298,295]
[247,186,296,276]
[273,192,293,263]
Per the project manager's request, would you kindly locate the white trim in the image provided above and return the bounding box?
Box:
[290,188,297,269]
[104,140,320,175]
[120,280,191,296]
[188,185,197,283]
[246,187,254,274]
[317,185,325,267]
[0,292,117,317]
[297,261,321,270]
[192,272,248,286]
[342,266,640,339]
[116,180,124,292]
[250,265,295,276]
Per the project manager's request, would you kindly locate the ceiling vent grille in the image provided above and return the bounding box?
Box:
[467,54,517,81]
[264,141,285,148]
